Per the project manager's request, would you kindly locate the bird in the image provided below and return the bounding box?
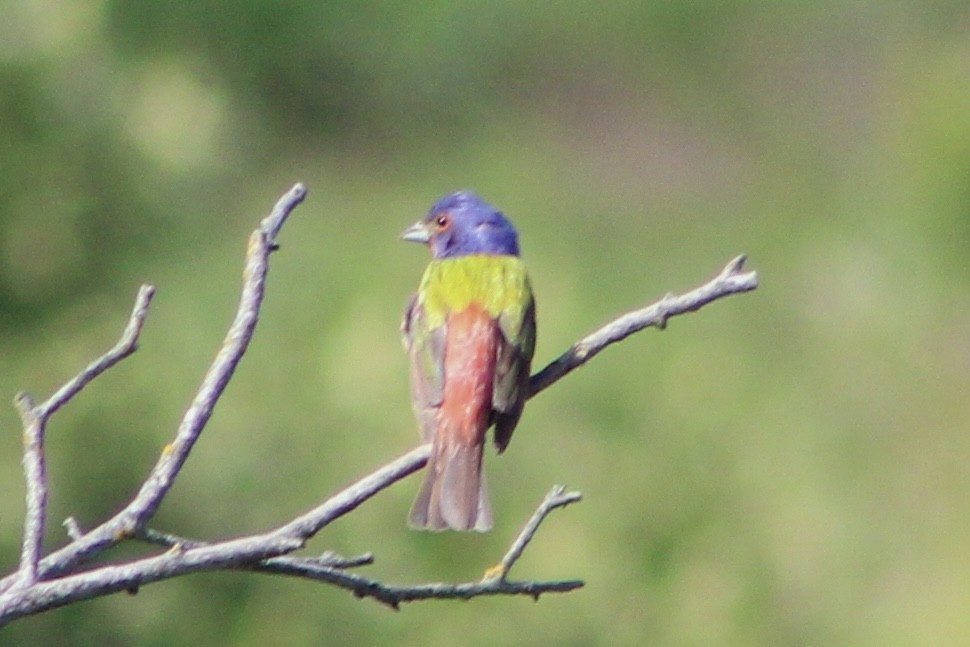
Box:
[401,191,536,531]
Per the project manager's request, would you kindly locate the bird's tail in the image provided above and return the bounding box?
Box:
[408,438,492,532]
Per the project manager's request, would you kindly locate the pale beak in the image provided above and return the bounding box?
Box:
[400,221,431,244]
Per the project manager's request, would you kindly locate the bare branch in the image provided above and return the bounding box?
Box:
[277,443,430,537]
[18,183,308,583]
[249,561,584,610]
[39,284,156,419]
[147,483,584,609]
[486,485,582,583]
[1,185,309,621]
[0,467,581,622]
[121,182,307,527]
[9,284,156,591]
[0,532,307,624]
[257,481,584,608]
[528,254,758,398]
[0,182,759,625]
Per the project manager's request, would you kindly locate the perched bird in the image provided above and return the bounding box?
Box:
[401,191,536,531]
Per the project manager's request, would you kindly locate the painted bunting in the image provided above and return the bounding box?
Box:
[401,191,536,531]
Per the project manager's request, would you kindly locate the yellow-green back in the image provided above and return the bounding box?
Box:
[416,256,533,334]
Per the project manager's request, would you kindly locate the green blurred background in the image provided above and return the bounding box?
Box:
[2,1,969,645]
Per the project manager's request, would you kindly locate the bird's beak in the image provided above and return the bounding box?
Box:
[400,221,431,244]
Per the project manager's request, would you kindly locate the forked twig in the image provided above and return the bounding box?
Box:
[11,285,156,590]
[17,183,307,585]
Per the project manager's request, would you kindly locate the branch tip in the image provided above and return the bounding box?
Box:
[260,182,307,245]
[135,283,156,302]
[725,254,747,274]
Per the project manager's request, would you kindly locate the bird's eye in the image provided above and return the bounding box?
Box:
[435,213,451,229]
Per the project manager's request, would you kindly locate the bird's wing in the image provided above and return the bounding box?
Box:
[492,294,536,453]
[403,293,446,443]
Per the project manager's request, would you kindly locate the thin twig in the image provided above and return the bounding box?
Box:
[250,561,584,610]
[528,254,758,398]
[122,182,307,528]
[278,443,430,538]
[10,284,156,591]
[39,284,156,419]
[486,485,582,583]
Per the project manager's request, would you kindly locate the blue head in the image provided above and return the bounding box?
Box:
[401,191,520,259]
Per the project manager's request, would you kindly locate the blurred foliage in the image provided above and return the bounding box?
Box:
[2,0,970,645]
